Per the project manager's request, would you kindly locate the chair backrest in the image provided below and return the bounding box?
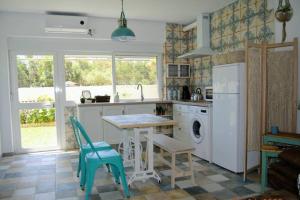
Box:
[73,119,102,160]
[69,116,83,148]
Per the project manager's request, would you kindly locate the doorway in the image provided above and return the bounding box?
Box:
[10,54,62,152]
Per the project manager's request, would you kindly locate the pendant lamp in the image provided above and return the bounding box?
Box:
[111,0,135,42]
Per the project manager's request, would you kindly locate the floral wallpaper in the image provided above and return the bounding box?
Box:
[163,0,275,94]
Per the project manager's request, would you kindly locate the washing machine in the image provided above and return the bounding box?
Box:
[188,106,212,162]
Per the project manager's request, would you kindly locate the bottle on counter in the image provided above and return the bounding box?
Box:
[114,92,120,102]
[173,88,178,100]
[167,88,173,100]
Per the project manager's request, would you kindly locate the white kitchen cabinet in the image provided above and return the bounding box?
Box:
[173,104,191,145]
[103,105,124,144]
[124,104,156,115]
[78,106,103,141]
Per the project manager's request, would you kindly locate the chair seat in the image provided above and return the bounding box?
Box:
[86,149,120,162]
[83,141,111,150]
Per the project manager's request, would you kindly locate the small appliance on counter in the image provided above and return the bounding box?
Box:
[181,85,191,100]
[191,88,203,101]
[95,95,110,102]
[80,90,95,103]
[204,86,213,102]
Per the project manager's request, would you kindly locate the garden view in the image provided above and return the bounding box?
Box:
[17,55,158,149]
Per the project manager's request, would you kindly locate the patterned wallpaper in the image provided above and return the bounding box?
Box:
[163,0,275,94]
[163,24,196,97]
[210,0,274,52]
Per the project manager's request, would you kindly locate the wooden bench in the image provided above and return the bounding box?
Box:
[152,134,195,188]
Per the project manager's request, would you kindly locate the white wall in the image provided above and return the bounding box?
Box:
[269,0,300,132]
[0,12,166,153]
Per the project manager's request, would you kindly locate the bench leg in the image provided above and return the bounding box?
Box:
[188,152,195,184]
[171,153,176,188]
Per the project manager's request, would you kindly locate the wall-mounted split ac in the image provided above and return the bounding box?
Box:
[45,14,91,35]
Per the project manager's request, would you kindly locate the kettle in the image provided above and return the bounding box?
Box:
[194,88,203,101]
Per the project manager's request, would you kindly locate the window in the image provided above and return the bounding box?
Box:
[64,54,160,102]
[64,55,113,103]
[17,55,55,103]
[115,56,159,100]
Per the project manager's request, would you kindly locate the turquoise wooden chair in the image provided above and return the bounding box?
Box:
[74,119,130,199]
[69,116,112,187]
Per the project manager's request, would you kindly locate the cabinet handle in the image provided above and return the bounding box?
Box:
[153,109,156,114]
[178,127,181,130]
[122,110,125,115]
[99,111,103,116]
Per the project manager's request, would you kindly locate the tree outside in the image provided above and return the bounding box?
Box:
[16,55,158,148]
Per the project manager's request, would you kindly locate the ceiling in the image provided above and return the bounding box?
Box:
[0,0,234,24]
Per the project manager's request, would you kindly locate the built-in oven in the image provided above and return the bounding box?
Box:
[204,86,213,102]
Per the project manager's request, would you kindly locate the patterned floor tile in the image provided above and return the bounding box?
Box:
[231,186,255,196]
[34,192,55,200]
[0,151,291,200]
[183,186,206,196]
[99,190,123,200]
[212,189,238,200]
[244,183,262,193]
[206,174,229,182]
[145,191,172,200]
[200,183,224,193]
[175,180,196,189]
[165,189,190,199]
[13,187,35,196]
[193,193,217,200]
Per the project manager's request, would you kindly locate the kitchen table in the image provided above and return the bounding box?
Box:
[102,114,176,185]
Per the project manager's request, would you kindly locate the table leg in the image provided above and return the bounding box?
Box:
[120,129,134,167]
[127,127,161,185]
[261,151,267,192]
[134,128,141,173]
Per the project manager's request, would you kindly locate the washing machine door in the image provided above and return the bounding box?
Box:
[190,117,205,144]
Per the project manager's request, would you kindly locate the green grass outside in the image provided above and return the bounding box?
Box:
[21,126,57,148]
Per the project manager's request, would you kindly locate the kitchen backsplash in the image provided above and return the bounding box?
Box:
[163,0,275,96]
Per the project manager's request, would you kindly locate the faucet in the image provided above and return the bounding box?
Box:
[137,83,144,101]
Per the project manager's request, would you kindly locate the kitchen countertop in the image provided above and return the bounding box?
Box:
[78,100,212,107]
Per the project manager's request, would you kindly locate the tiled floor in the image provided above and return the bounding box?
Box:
[0,150,266,200]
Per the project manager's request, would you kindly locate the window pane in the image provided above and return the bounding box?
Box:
[64,55,113,103]
[20,108,57,148]
[115,56,158,99]
[17,55,55,103]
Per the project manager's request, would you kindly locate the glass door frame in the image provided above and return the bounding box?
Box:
[9,51,65,153]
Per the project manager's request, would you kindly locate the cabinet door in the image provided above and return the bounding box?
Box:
[78,106,103,141]
[103,105,124,144]
[181,112,192,145]
[173,111,183,140]
[124,104,156,115]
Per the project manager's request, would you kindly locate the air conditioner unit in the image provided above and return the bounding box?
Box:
[45,14,90,34]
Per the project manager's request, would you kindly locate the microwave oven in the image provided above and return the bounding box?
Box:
[204,86,213,101]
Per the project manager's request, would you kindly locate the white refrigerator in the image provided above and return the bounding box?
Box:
[212,63,258,173]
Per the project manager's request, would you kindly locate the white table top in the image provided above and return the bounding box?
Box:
[102,114,176,129]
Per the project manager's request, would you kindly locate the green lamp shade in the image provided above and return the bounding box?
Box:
[111,26,135,42]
